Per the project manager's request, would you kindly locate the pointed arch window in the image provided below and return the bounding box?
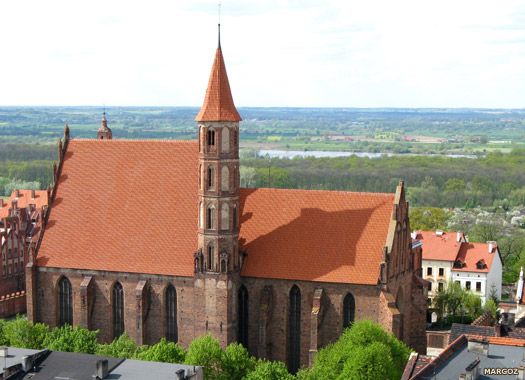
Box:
[207,129,215,146]
[112,282,124,339]
[165,285,178,342]
[222,127,230,152]
[289,285,301,374]
[221,166,230,191]
[199,202,204,229]
[208,166,215,189]
[58,276,73,326]
[343,293,355,329]
[207,245,215,271]
[221,204,229,230]
[207,205,215,229]
[238,285,249,349]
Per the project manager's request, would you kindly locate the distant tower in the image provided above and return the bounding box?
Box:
[193,24,242,348]
[97,112,112,140]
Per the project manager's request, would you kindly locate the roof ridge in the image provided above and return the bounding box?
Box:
[240,187,395,197]
[69,139,198,143]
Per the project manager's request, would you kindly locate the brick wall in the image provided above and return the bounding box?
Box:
[0,291,26,318]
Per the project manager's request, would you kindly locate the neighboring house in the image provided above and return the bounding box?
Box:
[27,30,428,372]
[0,347,203,380]
[415,230,503,305]
[402,334,525,379]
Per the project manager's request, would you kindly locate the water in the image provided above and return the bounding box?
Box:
[257,149,478,159]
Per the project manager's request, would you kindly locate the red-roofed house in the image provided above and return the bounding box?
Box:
[27,32,427,371]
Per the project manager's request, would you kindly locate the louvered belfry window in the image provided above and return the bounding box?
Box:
[165,285,178,342]
[58,276,73,326]
[112,282,124,339]
[289,285,301,374]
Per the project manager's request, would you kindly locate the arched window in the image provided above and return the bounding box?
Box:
[58,276,73,326]
[289,285,301,374]
[222,127,230,152]
[165,285,178,343]
[207,206,215,229]
[208,166,215,189]
[221,204,229,230]
[207,245,214,271]
[343,293,355,329]
[221,166,229,191]
[199,202,204,229]
[207,129,215,146]
[233,205,238,229]
[238,285,249,349]
[112,282,124,339]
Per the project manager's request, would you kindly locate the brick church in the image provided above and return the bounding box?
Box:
[27,32,427,371]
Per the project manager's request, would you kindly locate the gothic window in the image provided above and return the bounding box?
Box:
[233,205,238,229]
[289,285,301,374]
[112,282,124,339]
[207,129,215,146]
[207,245,214,271]
[199,202,204,229]
[221,204,229,230]
[221,259,226,273]
[343,293,355,329]
[58,276,73,326]
[222,127,230,152]
[165,285,178,343]
[207,206,215,229]
[208,166,215,189]
[221,166,229,191]
[238,285,249,349]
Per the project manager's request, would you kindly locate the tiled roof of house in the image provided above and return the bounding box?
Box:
[449,323,495,344]
[239,188,394,284]
[37,139,200,276]
[453,242,497,273]
[195,47,242,122]
[0,190,48,219]
[38,140,395,284]
[417,230,463,262]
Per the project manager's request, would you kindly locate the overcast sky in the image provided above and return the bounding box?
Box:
[1,0,524,108]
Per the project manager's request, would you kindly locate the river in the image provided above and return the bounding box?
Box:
[256,149,478,159]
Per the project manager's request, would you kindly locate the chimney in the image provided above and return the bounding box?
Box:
[465,357,480,380]
[459,375,466,379]
[176,369,185,380]
[12,200,17,210]
[411,231,417,239]
[494,324,502,337]
[31,189,35,200]
[457,232,462,242]
[21,355,33,372]
[489,243,493,253]
[522,344,525,362]
[15,189,19,199]
[518,365,525,380]
[95,359,108,379]
[468,339,489,356]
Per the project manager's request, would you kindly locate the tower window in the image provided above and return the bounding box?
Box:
[222,127,230,153]
[207,206,215,229]
[208,166,215,189]
[165,285,178,342]
[207,129,215,146]
[207,245,214,271]
[58,276,73,326]
[112,282,124,339]
[221,204,229,230]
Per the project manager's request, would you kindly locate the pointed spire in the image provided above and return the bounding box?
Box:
[97,110,113,139]
[195,28,242,122]
[218,24,221,50]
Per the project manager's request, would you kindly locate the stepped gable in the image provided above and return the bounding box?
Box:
[239,187,394,284]
[195,46,242,122]
[37,139,199,276]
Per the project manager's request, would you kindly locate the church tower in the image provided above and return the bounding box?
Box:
[193,25,242,348]
[97,113,112,140]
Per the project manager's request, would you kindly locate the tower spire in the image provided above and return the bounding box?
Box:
[218,24,221,50]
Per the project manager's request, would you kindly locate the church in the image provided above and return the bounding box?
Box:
[26,31,428,371]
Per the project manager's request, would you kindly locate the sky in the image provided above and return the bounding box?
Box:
[1,0,525,108]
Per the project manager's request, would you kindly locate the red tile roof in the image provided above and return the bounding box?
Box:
[453,242,497,273]
[417,231,462,262]
[37,139,199,276]
[0,190,49,219]
[466,334,525,347]
[239,188,394,284]
[195,48,242,122]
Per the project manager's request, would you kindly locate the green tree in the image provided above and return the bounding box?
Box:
[184,334,223,380]
[1,316,49,349]
[137,338,186,363]
[409,207,452,231]
[43,324,99,354]
[245,360,295,380]
[219,342,256,380]
[96,333,144,359]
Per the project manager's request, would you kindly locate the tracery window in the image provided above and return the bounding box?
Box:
[343,293,355,329]
[238,285,249,349]
[207,206,215,229]
[208,166,215,189]
[165,285,178,342]
[207,245,215,271]
[58,276,73,326]
[207,129,215,146]
[289,285,301,374]
[112,282,124,339]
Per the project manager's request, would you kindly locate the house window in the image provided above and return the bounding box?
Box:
[427,267,432,276]
[207,245,214,271]
[455,280,460,285]
[58,276,73,326]
[207,206,215,229]
[439,268,444,277]
[466,281,471,290]
[438,282,444,292]
[428,282,432,291]
[165,285,178,343]
[343,293,355,329]
[208,166,215,189]
[238,285,249,349]
[289,285,301,374]
[207,129,215,146]
[476,282,482,292]
[112,282,124,339]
